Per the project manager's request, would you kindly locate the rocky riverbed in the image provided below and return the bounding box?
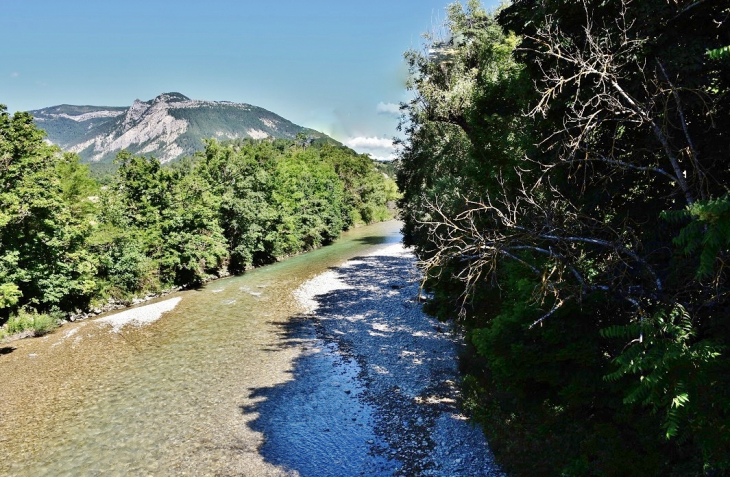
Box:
[249,242,503,476]
[1,222,503,476]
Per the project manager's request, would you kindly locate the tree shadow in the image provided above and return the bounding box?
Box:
[352,235,393,246]
[239,251,470,476]
[241,309,394,476]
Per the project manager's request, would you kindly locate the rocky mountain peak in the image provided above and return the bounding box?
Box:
[153,92,190,104]
[31,93,336,164]
[124,99,152,127]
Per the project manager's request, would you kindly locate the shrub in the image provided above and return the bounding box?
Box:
[4,308,60,337]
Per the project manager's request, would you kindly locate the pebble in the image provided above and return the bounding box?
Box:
[295,243,503,476]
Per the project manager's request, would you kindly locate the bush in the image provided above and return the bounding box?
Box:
[5,312,33,335]
[4,308,60,337]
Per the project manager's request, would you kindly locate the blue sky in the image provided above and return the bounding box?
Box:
[2,0,499,159]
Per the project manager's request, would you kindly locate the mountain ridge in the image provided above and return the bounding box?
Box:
[31,92,336,163]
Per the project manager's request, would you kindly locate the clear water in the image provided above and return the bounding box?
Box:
[0,221,402,476]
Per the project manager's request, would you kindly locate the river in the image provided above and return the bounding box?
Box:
[0,220,500,476]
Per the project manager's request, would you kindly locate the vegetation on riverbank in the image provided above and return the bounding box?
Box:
[397,1,730,475]
[0,110,398,336]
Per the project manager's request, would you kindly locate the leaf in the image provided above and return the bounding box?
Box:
[707,45,730,61]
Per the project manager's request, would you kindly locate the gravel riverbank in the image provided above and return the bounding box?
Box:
[252,242,504,476]
[1,223,503,476]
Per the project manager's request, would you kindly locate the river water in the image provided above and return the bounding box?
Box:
[0,221,403,476]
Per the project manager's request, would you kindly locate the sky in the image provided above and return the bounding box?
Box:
[2,0,500,160]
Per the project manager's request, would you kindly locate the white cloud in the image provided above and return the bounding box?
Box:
[10,72,19,78]
[376,102,401,116]
[345,136,399,161]
[368,153,398,161]
[345,136,395,150]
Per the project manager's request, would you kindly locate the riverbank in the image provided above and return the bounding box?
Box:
[1,222,501,475]
[0,220,406,475]
[251,242,503,476]
[0,221,386,344]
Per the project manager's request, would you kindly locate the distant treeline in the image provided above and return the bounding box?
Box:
[0,107,398,334]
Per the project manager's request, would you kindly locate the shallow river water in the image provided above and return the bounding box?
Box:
[0,221,404,476]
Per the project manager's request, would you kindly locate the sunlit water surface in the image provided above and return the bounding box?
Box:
[0,221,402,476]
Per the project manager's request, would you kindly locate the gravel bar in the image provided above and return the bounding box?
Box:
[258,243,504,476]
[96,296,183,332]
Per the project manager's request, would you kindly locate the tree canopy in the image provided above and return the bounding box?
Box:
[1,113,397,334]
[397,0,730,474]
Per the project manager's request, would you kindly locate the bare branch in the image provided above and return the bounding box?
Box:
[529,298,567,329]
[521,1,699,205]
[668,0,709,23]
[546,154,679,183]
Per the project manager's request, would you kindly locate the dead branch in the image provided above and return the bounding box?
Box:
[521,0,701,205]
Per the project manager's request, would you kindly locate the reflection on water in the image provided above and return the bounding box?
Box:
[0,221,402,476]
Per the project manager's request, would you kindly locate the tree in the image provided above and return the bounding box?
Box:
[397,0,730,473]
[273,148,346,253]
[0,106,97,313]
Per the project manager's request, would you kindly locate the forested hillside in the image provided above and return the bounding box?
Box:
[397,0,730,475]
[0,108,397,336]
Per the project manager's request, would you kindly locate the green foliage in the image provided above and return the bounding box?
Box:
[707,45,730,61]
[372,160,397,178]
[5,312,34,335]
[662,196,730,279]
[160,170,228,284]
[273,149,346,253]
[397,0,730,474]
[198,139,278,270]
[102,238,154,293]
[0,106,97,312]
[4,308,60,337]
[86,162,118,185]
[0,283,22,309]
[0,108,395,336]
[601,306,723,440]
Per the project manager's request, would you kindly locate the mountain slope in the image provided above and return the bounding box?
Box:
[31,92,334,163]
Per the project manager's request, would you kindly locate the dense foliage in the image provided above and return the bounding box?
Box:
[397,1,730,475]
[0,111,397,335]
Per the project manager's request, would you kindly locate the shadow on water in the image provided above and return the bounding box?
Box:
[240,250,475,476]
[352,234,398,246]
[242,307,396,477]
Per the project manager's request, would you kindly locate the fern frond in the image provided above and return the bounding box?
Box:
[707,45,730,60]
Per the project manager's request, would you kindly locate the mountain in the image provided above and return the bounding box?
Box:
[31,92,334,163]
